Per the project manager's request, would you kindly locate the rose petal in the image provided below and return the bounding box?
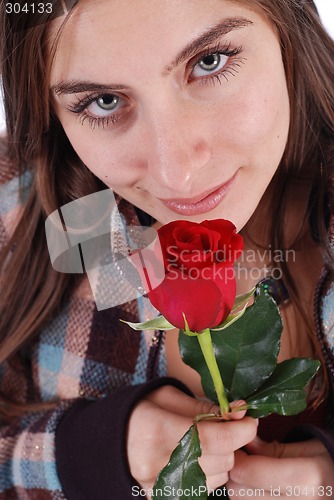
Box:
[197,263,236,315]
[201,220,244,262]
[147,269,229,331]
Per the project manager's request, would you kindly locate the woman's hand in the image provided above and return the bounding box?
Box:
[227,437,334,499]
[127,385,258,494]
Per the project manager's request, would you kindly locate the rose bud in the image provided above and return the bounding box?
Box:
[133,219,244,333]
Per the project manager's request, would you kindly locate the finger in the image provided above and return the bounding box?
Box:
[145,385,220,418]
[229,400,248,420]
[146,386,251,421]
[230,449,328,490]
[246,436,327,457]
[199,451,234,476]
[198,417,258,455]
[206,473,229,493]
[127,400,194,484]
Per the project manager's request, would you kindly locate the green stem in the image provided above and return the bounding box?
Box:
[197,328,230,418]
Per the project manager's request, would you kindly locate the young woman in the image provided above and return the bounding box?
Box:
[0,0,334,498]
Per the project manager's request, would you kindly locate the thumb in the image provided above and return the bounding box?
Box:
[246,436,326,458]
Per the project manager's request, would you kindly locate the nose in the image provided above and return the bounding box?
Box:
[142,98,211,194]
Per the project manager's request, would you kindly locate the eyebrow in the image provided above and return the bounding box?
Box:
[164,16,253,73]
[52,82,128,96]
[51,16,253,96]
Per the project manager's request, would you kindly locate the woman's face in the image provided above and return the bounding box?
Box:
[51,0,290,231]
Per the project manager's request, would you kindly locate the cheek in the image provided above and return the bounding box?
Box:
[210,69,290,164]
[242,87,289,150]
[61,123,142,186]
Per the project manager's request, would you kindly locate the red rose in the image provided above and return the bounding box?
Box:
[141,219,244,332]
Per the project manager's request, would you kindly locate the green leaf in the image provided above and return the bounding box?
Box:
[246,358,320,417]
[120,315,175,331]
[246,390,309,418]
[179,285,283,402]
[153,424,208,500]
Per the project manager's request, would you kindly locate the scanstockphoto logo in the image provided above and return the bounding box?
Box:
[4,0,78,32]
[45,188,165,311]
[164,245,242,282]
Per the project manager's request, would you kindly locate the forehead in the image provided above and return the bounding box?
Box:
[56,0,254,34]
[49,0,272,84]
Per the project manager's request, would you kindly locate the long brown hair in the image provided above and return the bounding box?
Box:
[242,0,334,400]
[1,0,334,418]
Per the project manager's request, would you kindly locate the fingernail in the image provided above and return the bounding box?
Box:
[230,399,245,407]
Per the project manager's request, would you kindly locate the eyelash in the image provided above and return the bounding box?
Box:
[190,42,244,85]
[68,42,244,130]
[67,95,123,129]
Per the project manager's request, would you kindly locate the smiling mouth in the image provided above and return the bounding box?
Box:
[158,172,237,216]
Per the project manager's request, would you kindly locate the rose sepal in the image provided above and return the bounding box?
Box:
[210,303,248,332]
[231,287,256,313]
[120,315,175,331]
[182,313,200,337]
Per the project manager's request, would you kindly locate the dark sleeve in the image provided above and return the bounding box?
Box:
[55,377,193,500]
[286,424,334,461]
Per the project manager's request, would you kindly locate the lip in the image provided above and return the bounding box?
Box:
[158,172,237,216]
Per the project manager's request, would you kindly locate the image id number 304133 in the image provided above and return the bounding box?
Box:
[5,2,53,14]
[282,485,333,497]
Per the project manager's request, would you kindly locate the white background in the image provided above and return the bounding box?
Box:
[0,0,334,132]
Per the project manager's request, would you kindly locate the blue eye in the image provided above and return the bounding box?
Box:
[68,91,128,129]
[87,94,121,117]
[192,52,229,78]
